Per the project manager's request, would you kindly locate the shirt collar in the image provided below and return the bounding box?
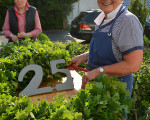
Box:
[94,4,122,25]
[14,2,30,14]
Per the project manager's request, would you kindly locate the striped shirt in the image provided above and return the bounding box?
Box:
[94,5,143,62]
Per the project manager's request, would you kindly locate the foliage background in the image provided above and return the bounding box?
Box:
[128,0,148,29]
[0,0,79,31]
[0,0,14,31]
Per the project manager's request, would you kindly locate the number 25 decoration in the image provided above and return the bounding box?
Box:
[18,59,74,96]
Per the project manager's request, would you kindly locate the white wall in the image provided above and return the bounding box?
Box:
[67,0,99,25]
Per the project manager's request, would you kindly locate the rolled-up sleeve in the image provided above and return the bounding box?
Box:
[117,13,144,55]
[30,10,42,38]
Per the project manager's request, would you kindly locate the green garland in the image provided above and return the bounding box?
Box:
[0,33,150,119]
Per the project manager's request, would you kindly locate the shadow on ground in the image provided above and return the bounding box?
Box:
[43,30,75,43]
[43,30,90,44]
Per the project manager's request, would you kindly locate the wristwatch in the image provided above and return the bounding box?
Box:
[99,66,104,73]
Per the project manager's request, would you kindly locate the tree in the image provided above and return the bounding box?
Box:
[128,0,148,29]
[29,0,79,29]
[0,0,14,31]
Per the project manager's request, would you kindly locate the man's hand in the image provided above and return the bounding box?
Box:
[12,35,18,42]
[18,32,26,38]
[81,68,100,89]
[67,53,89,69]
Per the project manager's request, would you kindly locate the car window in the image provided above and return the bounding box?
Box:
[75,12,89,21]
[82,12,101,23]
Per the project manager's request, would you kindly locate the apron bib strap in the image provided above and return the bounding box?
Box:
[108,6,127,34]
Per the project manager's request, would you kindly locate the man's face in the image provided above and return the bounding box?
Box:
[14,0,27,9]
[97,0,123,14]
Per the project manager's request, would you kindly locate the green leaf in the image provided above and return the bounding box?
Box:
[62,110,74,119]
[30,112,35,118]
[11,80,18,88]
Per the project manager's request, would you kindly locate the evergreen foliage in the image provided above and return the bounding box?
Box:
[29,0,79,29]
[0,33,89,95]
[0,0,14,31]
[128,0,149,29]
[0,33,150,119]
[0,75,133,120]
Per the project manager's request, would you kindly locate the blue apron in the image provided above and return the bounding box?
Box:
[87,6,133,98]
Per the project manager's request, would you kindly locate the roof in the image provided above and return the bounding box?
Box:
[123,0,150,11]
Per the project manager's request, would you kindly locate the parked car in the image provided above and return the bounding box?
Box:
[70,10,150,42]
[70,9,101,42]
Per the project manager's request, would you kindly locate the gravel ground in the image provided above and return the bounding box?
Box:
[0,30,87,46]
[43,30,85,43]
[0,35,8,46]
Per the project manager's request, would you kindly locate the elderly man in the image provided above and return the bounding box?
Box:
[2,0,42,42]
